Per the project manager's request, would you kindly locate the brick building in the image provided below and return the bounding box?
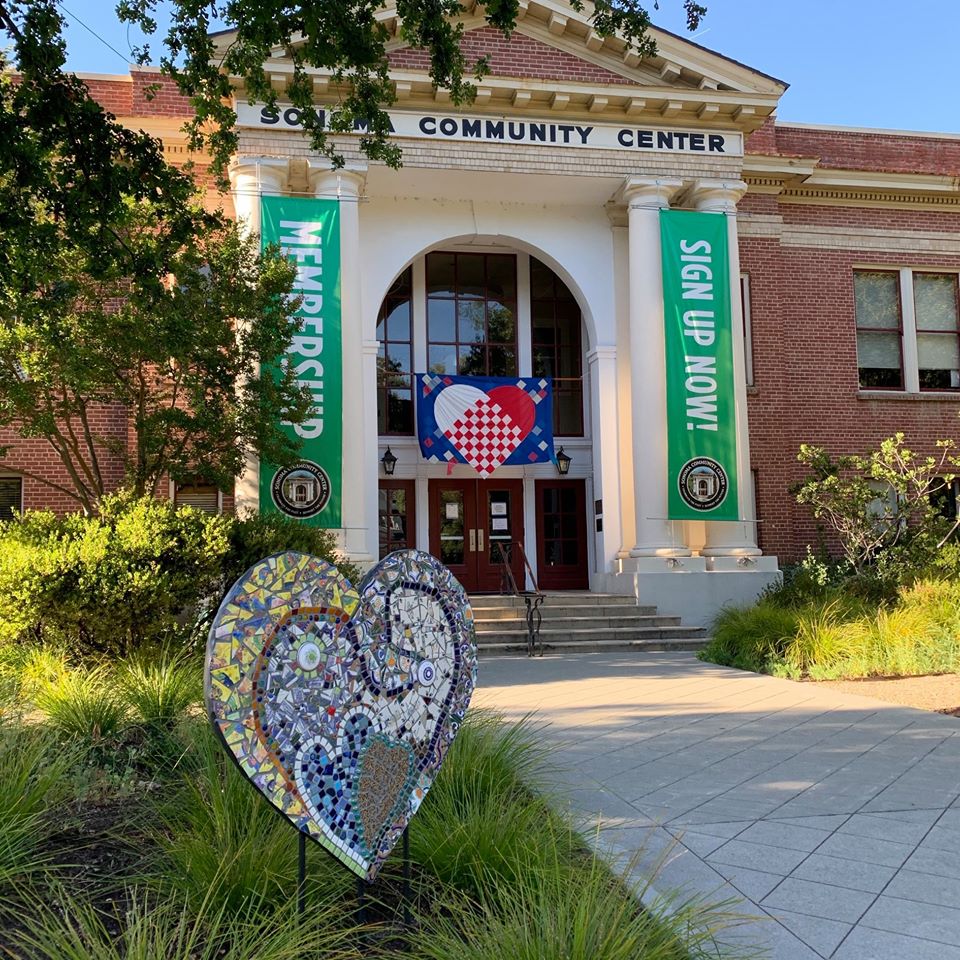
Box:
[4,4,959,623]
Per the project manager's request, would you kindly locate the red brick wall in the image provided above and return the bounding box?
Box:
[388,26,633,86]
[743,202,960,562]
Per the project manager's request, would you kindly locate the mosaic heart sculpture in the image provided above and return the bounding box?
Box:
[205,549,477,880]
[434,382,536,476]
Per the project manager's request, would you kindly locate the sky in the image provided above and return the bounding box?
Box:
[57,0,958,133]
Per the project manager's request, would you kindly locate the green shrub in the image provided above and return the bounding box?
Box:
[409,713,573,899]
[119,652,201,731]
[224,511,361,588]
[146,720,348,914]
[36,666,129,742]
[415,837,735,960]
[7,887,363,960]
[698,601,801,673]
[0,725,77,892]
[0,494,229,658]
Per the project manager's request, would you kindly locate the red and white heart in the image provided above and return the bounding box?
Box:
[434,383,536,477]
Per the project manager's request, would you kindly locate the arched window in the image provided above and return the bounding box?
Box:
[427,253,517,377]
[376,267,413,434]
[531,258,583,436]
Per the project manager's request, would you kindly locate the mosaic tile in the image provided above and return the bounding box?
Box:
[205,549,477,880]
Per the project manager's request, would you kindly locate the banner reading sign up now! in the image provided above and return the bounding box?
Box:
[660,208,739,521]
[259,196,342,527]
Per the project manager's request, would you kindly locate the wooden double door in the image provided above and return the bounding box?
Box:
[428,479,524,593]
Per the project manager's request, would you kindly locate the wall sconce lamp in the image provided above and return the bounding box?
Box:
[555,446,572,476]
[381,447,397,476]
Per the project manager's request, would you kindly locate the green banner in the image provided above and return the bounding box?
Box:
[661,208,739,521]
[259,195,342,527]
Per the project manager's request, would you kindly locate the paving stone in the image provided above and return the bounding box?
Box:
[834,927,960,959]
[735,819,831,852]
[709,864,783,902]
[765,813,849,830]
[862,895,960,947]
[670,830,728,858]
[815,831,915,867]
[838,812,932,845]
[761,877,875,923]
[768,908,853,957]
[885,870,960,910]
[791,852,897,893]
[707,839,808,875]
[903,844,960,880]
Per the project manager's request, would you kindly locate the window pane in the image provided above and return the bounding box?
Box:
[857,331,901,368]
[855,271,900,330]
[487,255,517,302]
[426,253,455,296]
[487,303,516,343]
[387,389,413,432]
[457,254,485,298]
[385,300,410,341]
[918,332,960,389]
[556,388,583,435]
[458,346,486,376]
[488,346,517,377]
[428,299,456,342]
[385,343,410,379]
[428,344,457,375]
[458,300,485,343]
[915,274,958,332]
[530,257,554,299]
[533,349,554,377]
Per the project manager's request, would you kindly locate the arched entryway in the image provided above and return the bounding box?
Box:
[374,242,594,592]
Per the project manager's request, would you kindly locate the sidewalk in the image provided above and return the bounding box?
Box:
[475,652,960,959]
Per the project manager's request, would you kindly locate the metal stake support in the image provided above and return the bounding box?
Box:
[297,831,307,918]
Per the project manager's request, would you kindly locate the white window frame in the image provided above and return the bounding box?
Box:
[855,265,960,395]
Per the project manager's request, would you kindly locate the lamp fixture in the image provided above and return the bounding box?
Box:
[555,446,572,476]
[381,447,397,475]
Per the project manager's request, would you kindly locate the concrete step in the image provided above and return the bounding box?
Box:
[468,593,639,608]
[474,614,681,632]
[472,604,659,620]
[477,636,710,654]
[475,625,708,644]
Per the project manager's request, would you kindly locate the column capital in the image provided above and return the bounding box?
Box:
[227,156,288,193]
[308,162,368,199]
[617,176,684,210]
[688,178,749,213]
[586,345,618,365]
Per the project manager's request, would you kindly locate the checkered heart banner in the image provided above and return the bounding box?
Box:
[416,375,554,477]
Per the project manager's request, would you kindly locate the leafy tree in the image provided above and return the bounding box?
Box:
[0,1,312,512]
[116,0,707,183]
[794,434,959,577]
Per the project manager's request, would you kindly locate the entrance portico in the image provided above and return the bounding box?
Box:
[223,5,785,623]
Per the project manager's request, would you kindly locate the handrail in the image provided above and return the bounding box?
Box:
[492,539,544,657]
[516,541,541,597]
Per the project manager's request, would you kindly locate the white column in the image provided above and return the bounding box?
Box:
[310,164,375,562]
[623,177,690,557]
[587,345,622,574]
[690,179,762,558]
[228,158,288,515]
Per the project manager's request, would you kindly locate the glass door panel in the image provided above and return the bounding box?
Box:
[438,488,466,566]
[535,479,588,590]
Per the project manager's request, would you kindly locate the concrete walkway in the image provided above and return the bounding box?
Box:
[475,652,960,960]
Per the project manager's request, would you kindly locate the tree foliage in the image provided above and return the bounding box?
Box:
[116,0,707,183]
[794,434,959,577]
[0,1,312,512]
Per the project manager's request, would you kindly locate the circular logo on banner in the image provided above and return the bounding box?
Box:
[678,457,729,512]
[271,461,331,519]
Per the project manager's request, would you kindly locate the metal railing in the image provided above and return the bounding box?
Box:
[493,541,545,657]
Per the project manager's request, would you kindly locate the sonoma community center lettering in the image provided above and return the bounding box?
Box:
[235,102,743,156]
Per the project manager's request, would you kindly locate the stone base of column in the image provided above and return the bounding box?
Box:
[592,560,782,629]
[628,544,692,559]
[705,555,779,573]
